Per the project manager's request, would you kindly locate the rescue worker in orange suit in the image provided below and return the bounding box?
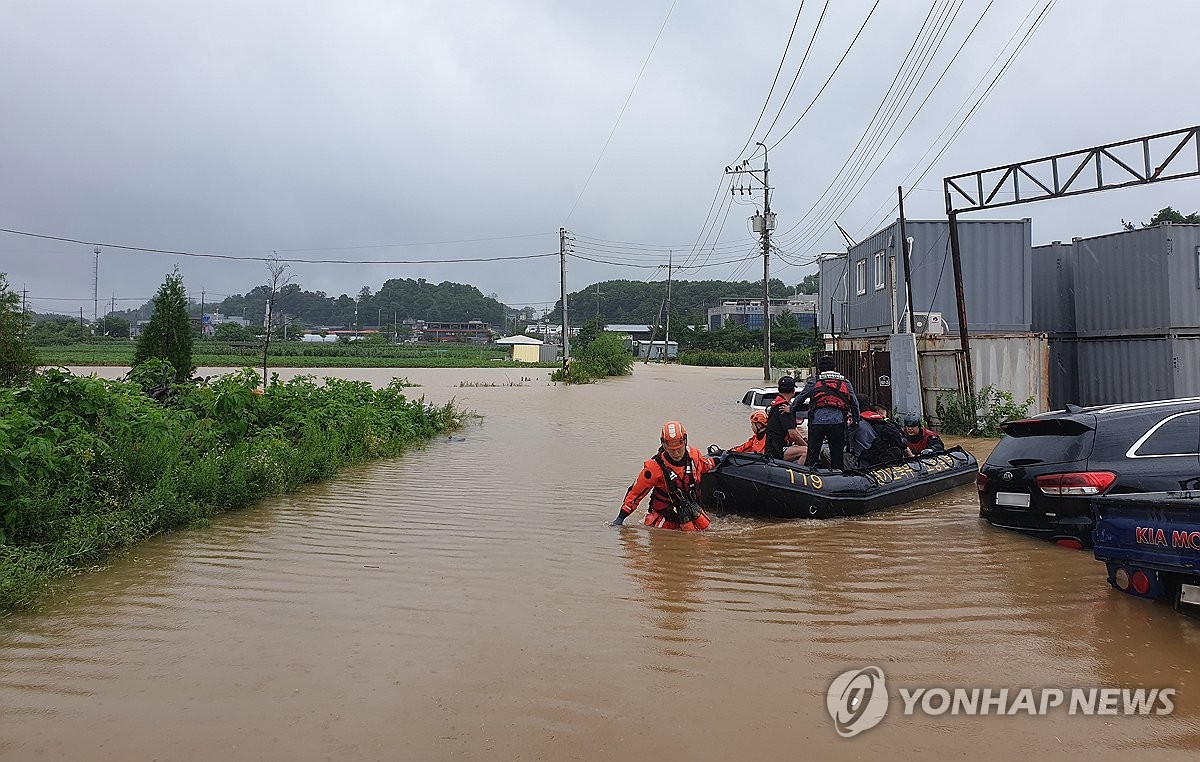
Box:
[613,421,714,531]
[730,410,769,454]
[794,355,860,470]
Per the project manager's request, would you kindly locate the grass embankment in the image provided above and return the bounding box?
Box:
[37,341,557,369]
[0,368,464,612]
[679,349,812,368]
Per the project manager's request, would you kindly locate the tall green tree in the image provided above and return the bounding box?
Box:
[0,273,38,385]
[133,268,194,382]
[798,273,820,294]
[1123,206,1200,229]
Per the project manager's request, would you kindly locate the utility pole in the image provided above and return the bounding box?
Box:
[594,282,604,317]
[898,186,916,334]
[559,227,569,368]
[201,290,206,336]
[21,285,27,318]
[664,250,673,351]
[80,307,84,339]
[93,247,100,335]
[726,144,774,382]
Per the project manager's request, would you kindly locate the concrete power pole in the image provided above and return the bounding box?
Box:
[726,144,775,382]
[760,143,772,383]
[93,247,100,335]
[559,227,569,368]
[664,250,673,352]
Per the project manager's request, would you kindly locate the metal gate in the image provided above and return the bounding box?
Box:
[831,349,892,410]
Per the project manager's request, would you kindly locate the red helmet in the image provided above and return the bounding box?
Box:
[750,410,768,426]
[660,421,687,448]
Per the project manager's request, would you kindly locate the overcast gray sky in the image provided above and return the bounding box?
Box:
[2,0,1196,319]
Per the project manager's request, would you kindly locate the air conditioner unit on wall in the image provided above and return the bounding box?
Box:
[912,311,945,335]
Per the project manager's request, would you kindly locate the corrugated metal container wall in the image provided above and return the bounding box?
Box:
[1031,241,1076,334]
[1074,227,1169,337]
[1072,225,1200,336]
[841,219,1032,336]
[1047,337,1079,409]
[1172,335,1200,398]
[1077,337,1173,405]
[846,224,896,334]
[1166,226,1200,329]
[905,219,1032,335]
[817,254,849,334]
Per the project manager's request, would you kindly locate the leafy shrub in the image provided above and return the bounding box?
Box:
[936,385,1034,437]
[0,368,463,611]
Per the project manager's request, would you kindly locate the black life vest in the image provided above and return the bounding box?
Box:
[811,375,851,410]
[652,451,701,522]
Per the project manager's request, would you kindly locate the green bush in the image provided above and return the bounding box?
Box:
[679,349,811,368]
[0,368,463,611]
[936,384,1034,437]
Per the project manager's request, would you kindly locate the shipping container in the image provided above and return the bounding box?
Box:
[1047,337,1080,410]
[840,219,1032,337]
[817,253,849,335]
[1074,334,1200,405]
[1072,224,1200,337]
[1031,240,1076,335]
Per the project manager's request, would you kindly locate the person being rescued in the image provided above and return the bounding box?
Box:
[849,404,909,469]
[730,410,769,454]
[764,375,809,462]
[901,415,945,455]
[613,420,714,531]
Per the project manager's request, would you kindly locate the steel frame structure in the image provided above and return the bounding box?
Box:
[939,126,1200,418]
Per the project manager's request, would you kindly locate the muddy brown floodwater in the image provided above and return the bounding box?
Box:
[2,364,1198,760]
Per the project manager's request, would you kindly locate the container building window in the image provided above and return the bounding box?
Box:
[856,260,867,295]
[874,252,886,290]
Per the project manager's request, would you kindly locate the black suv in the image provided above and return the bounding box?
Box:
[977,398,1200,548]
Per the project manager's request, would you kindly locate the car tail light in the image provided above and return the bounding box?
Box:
[1055,538,1084,550]
[1035,471,1116,496]
[1131,570,1151,596]
[975,471,988,492]
[1113,567,1131,591]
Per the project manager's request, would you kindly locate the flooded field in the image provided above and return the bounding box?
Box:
[2,364,1198,760]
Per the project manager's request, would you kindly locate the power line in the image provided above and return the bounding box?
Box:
[767,0,883,150]
[730,0,808,163]
[563,0,677,223]
[774,0,958,247]
[758,0,831,144]
[0,227,558,264]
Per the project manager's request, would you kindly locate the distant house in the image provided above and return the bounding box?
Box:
[413,320,492,344]
[495,335,556,363]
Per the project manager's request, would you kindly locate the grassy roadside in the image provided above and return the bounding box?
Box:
[0,368,468,612]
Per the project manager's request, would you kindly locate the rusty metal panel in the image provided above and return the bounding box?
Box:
[916,333,1050,417]
[830,348,892,411]
[1032,241,1076,334]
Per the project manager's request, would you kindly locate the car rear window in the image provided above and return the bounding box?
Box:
[988,418,1095,466]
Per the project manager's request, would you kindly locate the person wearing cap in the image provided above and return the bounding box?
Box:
[730,410,770,454]
[765,375,808,462]
[613,421,714,531]
[901,415,944,455]
[794,355,860,470]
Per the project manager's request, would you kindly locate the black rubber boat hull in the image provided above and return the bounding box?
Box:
[701,446,979,519]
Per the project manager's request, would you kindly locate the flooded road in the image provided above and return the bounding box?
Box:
[3,364,1198,760]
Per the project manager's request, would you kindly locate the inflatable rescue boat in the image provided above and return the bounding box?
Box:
[701,446,979,519]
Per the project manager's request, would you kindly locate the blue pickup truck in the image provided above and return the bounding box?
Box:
[1092,492,1200,615]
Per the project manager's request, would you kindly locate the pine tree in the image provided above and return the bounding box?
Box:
[0,273,38,386]
[133,268,194,382]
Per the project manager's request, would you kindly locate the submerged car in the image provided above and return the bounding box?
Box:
[977,397,1200,548]
[739,386,809,434]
